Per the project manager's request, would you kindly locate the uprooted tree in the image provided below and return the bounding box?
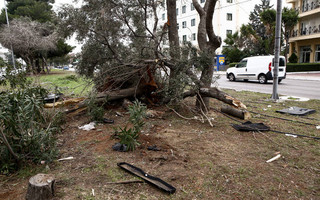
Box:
[58,0,246,114]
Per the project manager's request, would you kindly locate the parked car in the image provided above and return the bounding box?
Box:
[63,66,69,70]
[226,55,286,84]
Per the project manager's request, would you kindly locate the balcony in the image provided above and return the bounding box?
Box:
[289,25,320,42]
[295,0,320,15]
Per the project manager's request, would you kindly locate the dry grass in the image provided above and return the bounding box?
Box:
[0,89,319,199]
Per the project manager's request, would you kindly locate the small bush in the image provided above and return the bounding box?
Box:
[288,53,298,63]
[85,90,105,122]
[113,100,146,151]
[0,86,62,174]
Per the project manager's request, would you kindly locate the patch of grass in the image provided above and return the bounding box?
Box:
[30,71,93,97]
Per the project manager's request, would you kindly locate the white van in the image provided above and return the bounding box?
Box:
[226,55,286,84]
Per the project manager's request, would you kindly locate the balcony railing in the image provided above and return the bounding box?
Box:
[290,25,320,37]
[295,0,320,13]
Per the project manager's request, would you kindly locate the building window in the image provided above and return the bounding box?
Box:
[227,13,232,21]
[177,23,179,30]
[192,33,196,41]
[227,30,232,35]
[162,13,165,21]
[176,8,179,16]
[300,46,311,63]
[191,3,195,10]
[201,0,205,3]
[191,19,196,26]
[182,5,186,14]
[182,21,186,28]
[315,45,320,63]
[227,0,233,3]
[183,35,187,42]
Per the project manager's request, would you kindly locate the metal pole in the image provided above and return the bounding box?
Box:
[271,0,282,100]
[4,0,16,69]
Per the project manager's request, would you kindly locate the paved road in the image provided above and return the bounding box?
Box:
[214,74,320,100]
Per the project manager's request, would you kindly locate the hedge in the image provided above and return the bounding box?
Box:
[286,63,320,72]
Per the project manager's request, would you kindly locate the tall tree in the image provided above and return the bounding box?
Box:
[0,0,72,73]
[282,7,299,61]
[192,0,221,110]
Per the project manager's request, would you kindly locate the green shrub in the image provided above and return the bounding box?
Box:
[288,53,298,63]
[85,90,105,122]
[0,87,62,174]
[287,63,320,72]
[113,100,146,151]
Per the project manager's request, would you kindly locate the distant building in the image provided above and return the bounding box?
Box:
[287,0,320,63]
[158,0,255,54]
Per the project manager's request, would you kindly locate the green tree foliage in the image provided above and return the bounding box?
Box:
[288,52,298,63]
[282,7,299,60]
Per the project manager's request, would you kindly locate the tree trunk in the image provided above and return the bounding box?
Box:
[25,174,55,200]
[221,105,251,120]
[166,0,181,98]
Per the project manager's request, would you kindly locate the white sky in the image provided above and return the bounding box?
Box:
[0,0,291,54]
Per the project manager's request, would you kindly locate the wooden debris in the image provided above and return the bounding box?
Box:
[266,154,281,163]
[44,98,85,108]
[105,180,144,184]
[221,105,251,120]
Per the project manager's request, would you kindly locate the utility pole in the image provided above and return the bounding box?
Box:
[271,0,282,100]
[4,0,16,69]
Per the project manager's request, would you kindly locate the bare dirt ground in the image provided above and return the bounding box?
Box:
[1,90,319,200]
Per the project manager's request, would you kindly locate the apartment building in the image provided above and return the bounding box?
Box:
[287,0,320,63]
[158,0,253,54]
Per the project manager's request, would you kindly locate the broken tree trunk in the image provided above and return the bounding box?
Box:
[25,173,55,200]
[182,87,247,109]
[65,87,144,114]
[221,105,251,120]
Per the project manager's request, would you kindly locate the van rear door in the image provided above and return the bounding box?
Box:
[272,57,286,78]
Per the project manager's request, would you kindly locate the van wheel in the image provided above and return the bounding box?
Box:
[228,73,235,81]
[278,79,282,83]
[258,74,267,84]
[244,79,248,82]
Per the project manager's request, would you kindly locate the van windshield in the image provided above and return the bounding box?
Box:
[272,58,286,66]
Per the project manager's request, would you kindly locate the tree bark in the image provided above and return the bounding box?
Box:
[221,105,251,120]
[25,174,55,200]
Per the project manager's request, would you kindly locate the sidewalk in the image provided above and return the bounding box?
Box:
[214,71,320,81]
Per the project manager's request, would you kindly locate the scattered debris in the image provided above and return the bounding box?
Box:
[317,126,320,130]
[267,105,272,108]
[40,161,46,165]
[232,121,270,132]
[122,98,133,110]
[276,106,316,116]
[92,189,95,196]
[117,162,176,194]
[44,97,85,108]
[78,122,96,131]
[102,118,114,124]
[285,134,298,138]
[44,93,60,103]
[279,96,309,102]
[58,156,74,161]
[146,110,164,118]
[116,111,124,117]
[266,154,281,163]
[105,180,144,184]
[147,145,161,151]
[112,143,128,152]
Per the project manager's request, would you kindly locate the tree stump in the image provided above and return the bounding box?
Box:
[25,173,55,200]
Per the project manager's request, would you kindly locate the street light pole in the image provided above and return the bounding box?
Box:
[271,0,282,100]
[4,0,16,69]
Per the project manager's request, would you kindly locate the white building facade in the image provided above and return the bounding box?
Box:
[158,0,255,54]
